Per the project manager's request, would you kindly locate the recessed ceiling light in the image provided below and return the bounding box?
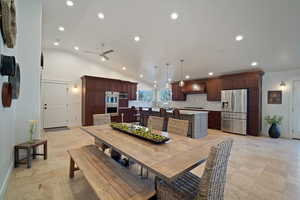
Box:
[134,36,140,42]
[101,57,106,62]
[170,12,179,20]
[251,62,258,66]
[58,26,65,31]
[66,0,74,7]
[74,46,79,50]
[235,35,244,41]
[98,13,104,19]
[139,74,143,78]
[185,75,190,79]
[208,72,214,76]
[122,66,126,70]
[53,42,60,46]
[154,80,157,84]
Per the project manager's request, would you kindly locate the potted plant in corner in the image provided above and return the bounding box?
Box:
[264,115,283,138]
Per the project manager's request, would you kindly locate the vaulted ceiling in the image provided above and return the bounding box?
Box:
[42,0,300,86]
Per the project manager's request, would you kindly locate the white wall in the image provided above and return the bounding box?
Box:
[262,69,300,138]
[0,0,42,198]
[14,0,42,143]
[42,49,152,126]
[0,29,17,200]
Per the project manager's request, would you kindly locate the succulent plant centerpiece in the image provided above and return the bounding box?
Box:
[111,123,169,144]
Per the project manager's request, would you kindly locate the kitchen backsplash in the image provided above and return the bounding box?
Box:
[171,94,222,111]
[129,94,222,111]
[129,101,153,108]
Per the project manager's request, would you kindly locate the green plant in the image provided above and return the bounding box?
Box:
[111,123,168,143]
[264,115,283,125]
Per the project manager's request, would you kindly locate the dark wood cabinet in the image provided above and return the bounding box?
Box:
[132,83,137,100]
[206,79,222,101]
[171,82,186,101]
[181,80,206,94]
[208,111,221,130]
[81,76,137,126]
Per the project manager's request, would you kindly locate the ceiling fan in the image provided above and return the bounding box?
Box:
[84,43,114,61]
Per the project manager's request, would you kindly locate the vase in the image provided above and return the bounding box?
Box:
[29,131,35,143]
[268,123,280,138]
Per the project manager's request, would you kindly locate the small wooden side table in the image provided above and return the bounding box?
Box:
[14,139,47,168]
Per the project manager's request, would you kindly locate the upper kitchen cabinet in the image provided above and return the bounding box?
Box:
[220,71,263,90]
[206,78,222,101]
[171,82,186,101]
[128,83,137,100]
[181,80,206,94]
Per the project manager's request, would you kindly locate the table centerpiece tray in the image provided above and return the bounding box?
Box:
[110,123,169,144]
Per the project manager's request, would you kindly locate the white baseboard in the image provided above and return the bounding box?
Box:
[0,162,13,200]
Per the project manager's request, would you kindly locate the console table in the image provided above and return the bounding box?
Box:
[14,139,47,168]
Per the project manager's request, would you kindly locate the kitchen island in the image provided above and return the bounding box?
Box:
[140,108,208,139]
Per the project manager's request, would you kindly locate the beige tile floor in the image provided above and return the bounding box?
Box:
[5,128,300,200]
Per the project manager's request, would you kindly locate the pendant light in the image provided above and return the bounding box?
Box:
[166,63,170,88]
[179,59,185,87]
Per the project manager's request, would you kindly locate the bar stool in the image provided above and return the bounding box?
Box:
[173,108,181,119]
[159,108,168,131]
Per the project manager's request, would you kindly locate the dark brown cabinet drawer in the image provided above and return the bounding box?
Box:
[208,111,221,130]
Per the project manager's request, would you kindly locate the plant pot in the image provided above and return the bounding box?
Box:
[268,123,280,138]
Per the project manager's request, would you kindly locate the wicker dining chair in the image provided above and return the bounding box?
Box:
[155,139,234,200]
[93,114,121,160]
[147,116,164,131]
[167,118,189,137]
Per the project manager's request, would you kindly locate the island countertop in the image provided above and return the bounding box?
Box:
[142,108,208,115]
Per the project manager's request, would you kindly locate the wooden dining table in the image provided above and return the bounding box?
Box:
[81,124,227,182]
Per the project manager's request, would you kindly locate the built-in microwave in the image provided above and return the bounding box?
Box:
[119,92,128,99]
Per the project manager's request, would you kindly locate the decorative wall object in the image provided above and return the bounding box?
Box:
[8,63,20,99]
[268,90,282,104]
[0,0,17,48]
[40,52,44,69]
[2,82,12,107]
[0,54,16,76]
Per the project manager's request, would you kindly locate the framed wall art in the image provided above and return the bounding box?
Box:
[268,90,282,104]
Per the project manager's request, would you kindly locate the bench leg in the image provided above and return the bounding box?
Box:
[69,158,75,178]
[14,147,19,168]
[32,147,37,159]
[44,141,48,160]
[27,148,32,168]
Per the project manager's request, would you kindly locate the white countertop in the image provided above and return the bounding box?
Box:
[143,108,208,115]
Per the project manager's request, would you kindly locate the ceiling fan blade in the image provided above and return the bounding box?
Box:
[102,49,114,55]
[84,50,99,55]
[103,55,109,60]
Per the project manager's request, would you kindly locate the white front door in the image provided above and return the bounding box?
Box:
[42,81,69,128]
[293,80,300,138]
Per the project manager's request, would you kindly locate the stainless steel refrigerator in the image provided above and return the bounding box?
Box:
[221,89,248,135]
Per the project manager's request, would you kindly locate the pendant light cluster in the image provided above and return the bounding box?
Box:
[179,59,185,87]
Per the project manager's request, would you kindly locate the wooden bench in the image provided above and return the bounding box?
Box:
[68,145,155,200]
